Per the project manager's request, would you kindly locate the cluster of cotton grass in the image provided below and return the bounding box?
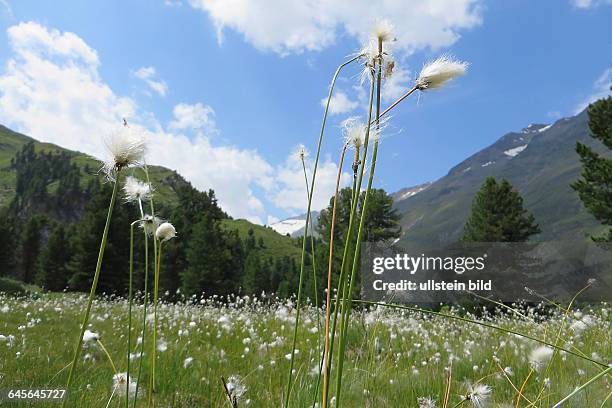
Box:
[63,123,176,408]
[283,19,609,408]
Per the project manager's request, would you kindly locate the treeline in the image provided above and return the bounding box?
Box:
[0,142,401,300]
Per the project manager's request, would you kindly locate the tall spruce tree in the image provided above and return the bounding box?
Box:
[571,96,612,241]
[20,214,47,283]
[463,177,540,242]
[36,223,70,291]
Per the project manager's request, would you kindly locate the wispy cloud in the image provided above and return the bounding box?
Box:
[133,66,168,97]
[570,0,612,9]
[574,67,611,114]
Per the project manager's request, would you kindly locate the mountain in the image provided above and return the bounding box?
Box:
[393,109,608,249]
[0,124,184,211]
[270,211,319,237]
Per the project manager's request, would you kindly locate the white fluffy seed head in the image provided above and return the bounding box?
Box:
[123,176,152,202]
[295,144,308,161]
[102,126,146,179]
[342,117,367,149]
[372,19,395,43]
[155,222,176,242]
[140,215,162,236]
[463,383,491,407]
[226,375,247,400]
[529,346,553,371]
[416,55,468,90]
[83,329,100,343]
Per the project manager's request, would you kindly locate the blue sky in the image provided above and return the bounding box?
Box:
[0,0,610,224]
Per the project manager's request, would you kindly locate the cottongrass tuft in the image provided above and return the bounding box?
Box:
[462,383,492,407]
[226,374,247,401]
[82,330,99,343]
[416,55,469,90]
[371,19,394,43]
[529,346,553,371]
[123,176,152,202]
[140,215,162,237]
[342,117,367,149]
[155,222,176,242]
[112,372,137,397]
[295,144,309,161]
[417,396,437,408]
[102,126,146,180]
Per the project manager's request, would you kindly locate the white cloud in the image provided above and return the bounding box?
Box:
[571,0,612,8]
[574,67,611,114]
[0,21,278,222]
[168,102,216,133]
[187,0,482,56]
[323,90,358,115]
[269,152,351,214]
[133,66,168,97]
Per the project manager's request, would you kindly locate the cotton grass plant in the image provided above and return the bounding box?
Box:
[63,123,146,407]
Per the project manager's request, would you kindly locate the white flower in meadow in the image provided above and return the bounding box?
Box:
[462,383,491,407]
[83,330,100,343]
[157,339,168,352]
[155,222,177,242]
[112,372,137,397]
[504,366,514,376]
[102,126,146,179]
[0,304,9,313]
[342,117,367,150]
[417,396,437,408]
[529,346,553,371]
[140,215,162,237]
[226,374,247,401]
[372,19,395,43]
[123,176,152,202]
[416,55,468,90]
[183,357,194,368]
[295,144,308,161]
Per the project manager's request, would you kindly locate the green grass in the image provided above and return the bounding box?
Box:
[0,293,609,407]
[221,219,302,260]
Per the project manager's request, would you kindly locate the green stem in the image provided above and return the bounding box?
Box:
[354,300,607,367]
[301,157,323,406]
[335,39,383,408]
[148,241,162,407]
[284,54,360,408]
[133,215,149,407]
[62,171,121,407]
[553,367,611,407]
[127,221,137,408]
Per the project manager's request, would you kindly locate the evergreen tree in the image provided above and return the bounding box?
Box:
[36,223,70,291]
[571,96,612,241]
[463,177,541,242]
[20,214,47,283]
[0,210,17,276]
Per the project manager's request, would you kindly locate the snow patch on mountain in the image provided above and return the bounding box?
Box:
[538,124,552,133]
[393,183,432,202]
[481,161,494,167]
[504,144,527,157]
[270,219,306,236]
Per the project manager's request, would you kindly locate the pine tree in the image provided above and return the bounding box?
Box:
[571,96,612,241]
[463,177,541,242]
[20,215,47,283]
[0,210,17,276]
[36,223,70,291]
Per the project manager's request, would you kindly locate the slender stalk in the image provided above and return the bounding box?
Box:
[97,339,118,374]
[374,86,418,124]
[354,300,607,367]
[133,212,150,406]
[335,38,383,407]
[300,156,324,406]
[320,143,348,407]
[516,369,533,408]
[126,221,137,408]
[326,80,374,406]
[148,240,163,407]
[62,171,121,407]
[284,55,360,408]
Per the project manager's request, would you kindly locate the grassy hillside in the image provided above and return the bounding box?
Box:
[0,125,181,209]
[221,219,302,260]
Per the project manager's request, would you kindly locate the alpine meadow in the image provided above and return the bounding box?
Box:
[0,2,611,408]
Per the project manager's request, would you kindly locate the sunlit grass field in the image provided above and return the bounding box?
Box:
[0,293,610,407]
